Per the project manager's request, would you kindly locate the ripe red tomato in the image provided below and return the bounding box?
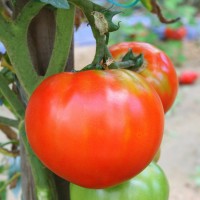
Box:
[164,26,187,40]
[25,69,164,189]
[179,71,199,85]
[109,42,178,113]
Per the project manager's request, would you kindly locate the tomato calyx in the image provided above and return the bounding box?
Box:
[121,48,144,71]
[79,49,144,72]
[108,48,144,72]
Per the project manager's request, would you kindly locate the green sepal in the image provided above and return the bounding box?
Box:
[104,10,121,32]
[122,48,136,61]
[121,49,144,71]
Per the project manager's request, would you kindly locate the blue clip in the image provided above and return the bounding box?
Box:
[107,0,140,8]
[0,99,3,106]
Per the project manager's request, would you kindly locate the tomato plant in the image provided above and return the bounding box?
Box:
[25,69,164,189]
[164,26,187,40]
[0,0,182,198]
[70,162,169,200]
[109,42,178,113]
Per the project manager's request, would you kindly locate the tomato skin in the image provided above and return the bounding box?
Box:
[109,42,178,113]
[25,69,164,189]
[164,26,187,40]
[70,162,169,200]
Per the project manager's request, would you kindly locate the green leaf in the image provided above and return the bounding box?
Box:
[39,0,69,9]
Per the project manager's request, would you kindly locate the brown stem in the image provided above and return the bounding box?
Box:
[151,0,180,24]
[0,124,18,140]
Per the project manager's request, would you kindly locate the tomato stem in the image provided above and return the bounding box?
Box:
[0,147,19,157]
[0,124,18,140]
[0,172,21,193]
[0,1,45,97]
[69,0,145,71]
[0,116,19,128]
[45,4,75,77]
[19,122,59,200]
[69,0,121,70]
[150,0,180,24]
[0,73,25,119]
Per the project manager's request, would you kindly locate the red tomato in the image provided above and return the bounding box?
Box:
[164,26,187,40]
[179,71,199,84]
[109,42,178,113]
[25,69,164,189]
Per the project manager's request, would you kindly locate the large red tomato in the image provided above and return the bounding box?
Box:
[25,69,164,189]
[109,42,178,113]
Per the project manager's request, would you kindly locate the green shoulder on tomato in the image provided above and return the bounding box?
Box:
[70,162,169,200]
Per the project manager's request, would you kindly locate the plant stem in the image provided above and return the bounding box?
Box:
[0,140,19,148]
[6,33,42,98]
[0,147,19,157]
[45,4,75,77]
[1,57,14,72]
[0,14,12,38]
[0,1,45,97]
[14,1,46,29]
[0,116,19,128]
[0,124,18,140]
[92,36,107,66]
[0,73,25,119]
[0,172,21,193]
[19,121,58,200]
[69,0,110,69]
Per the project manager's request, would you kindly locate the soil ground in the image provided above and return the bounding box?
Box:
[1,41,200,199]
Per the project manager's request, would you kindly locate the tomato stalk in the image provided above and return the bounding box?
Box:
[0,73,25,119]
[0,116,19,128]
[0,146,19,157]
[69,0,120,70]
[0,124,18,140]
[140,0,180,24]
[68,0,145,71]
[0,140,19,148]
[19,121,59,200]
[0,172,21,193]
[0,1,45,97]
[44,4,75,77]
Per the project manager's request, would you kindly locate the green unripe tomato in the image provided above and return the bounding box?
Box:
[70,162,169,200]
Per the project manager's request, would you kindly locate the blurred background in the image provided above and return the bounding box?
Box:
[1,0,200,199]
